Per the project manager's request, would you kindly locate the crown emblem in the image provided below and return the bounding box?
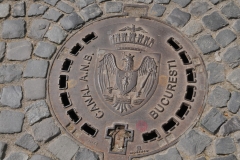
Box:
[109,24,155,51]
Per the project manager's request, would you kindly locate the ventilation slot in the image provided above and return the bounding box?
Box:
[162,118,178,133]
[142,130,160,142]
[67,109,81,123]
[81,123,97,137]
[176,103,190,119]
[62,59,72,72]
[60,92,71,107]
[186,69,196,83]
[185,86,195,101]
[70,43,83,56]
[82,32,97,44]
[179,51,191,64]
[167,38,182,51]
[59,75,68,89]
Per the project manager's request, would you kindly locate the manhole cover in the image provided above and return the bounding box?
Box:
[48,17,207,160]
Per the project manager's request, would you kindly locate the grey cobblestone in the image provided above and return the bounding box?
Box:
[155,148,182,160]
[4,152,28,160]
[227,68,240,89]
[0,64,22,83]
[0,110,24,134]
[227,91,240,114]
[28,3,48,17]
[56,1,74,14]
[150,4,166,17]
[216,29,236,48]
[135,0,152,4]
[7,40,32,61]
[232,19,240,33]
[46,25,67,44]
[189,2,211,17]
[28,19,50,40]
[43,8,63,22]
[0,142,7,160]
[15,133,39,152]
[183,20,203,37]
[30,155,53,160]
[206,63,225,85]
[202,12,228,31]
[25,100,50,125]
[201,108,227,134]
[23,60,49,78]
[32,118,60,143]
[48,135,79,160]
[197,157,206,160]
[210,0,221,5]
[0,3,10,18]
[60,12,84,31]
[76,0,95,9]
[208,86,230,108]
[221,2,240,19]
[0,86,22,109]
[215,137,236,155]
[172,0,191,8]
[196,35,220,54]
[0,42,5,61]
[12,1,25,17]
[223,46,240,68]
[177,130,212,156]
[166,8,191,28]
[210,154,237,160]
[105,2,123,13]
[2,19,26,39]
[24,79,46,100]
[44,0,59,6]
[154,0,170,4]
[219,117,240,136]
[80,4,103,21]
[34,41,56,59]
[75,148,99,160]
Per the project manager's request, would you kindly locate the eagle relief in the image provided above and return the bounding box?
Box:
[95,25,161,116]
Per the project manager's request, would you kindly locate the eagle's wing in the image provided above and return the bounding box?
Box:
[137,56,157,97]
[98,53,119,93]
[119,26,132,31]
[135,27,148,33]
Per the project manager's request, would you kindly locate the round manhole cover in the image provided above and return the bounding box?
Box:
[48,17,207,160]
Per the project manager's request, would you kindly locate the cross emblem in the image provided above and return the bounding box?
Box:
[105,123,134,155]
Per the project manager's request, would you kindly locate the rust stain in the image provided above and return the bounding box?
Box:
[68,79,77,89]
[159,75,168,86]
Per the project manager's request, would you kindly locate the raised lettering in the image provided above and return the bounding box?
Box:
[83,55,92,61]
[149,110,158,119]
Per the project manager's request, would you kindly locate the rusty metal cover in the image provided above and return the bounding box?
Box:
[48,17,207,160]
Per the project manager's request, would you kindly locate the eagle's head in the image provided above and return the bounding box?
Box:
[122,53,134,71]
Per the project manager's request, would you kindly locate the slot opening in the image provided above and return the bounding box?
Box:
[162,118,178,133]
[179,51,191,64]
[176,103,190,119]
[167,38,182,51]
[142,130,160,142]
[70,43,83,56]
[186,69,196,82]
[82,32,97,44]
[60,92,71,107]
[185,86,195,101]
[59,75,67,89]
[61,59,72,72]
[81,123,97,137]
[67,109,81,123]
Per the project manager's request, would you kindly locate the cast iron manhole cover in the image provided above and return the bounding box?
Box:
[48,17,207,160]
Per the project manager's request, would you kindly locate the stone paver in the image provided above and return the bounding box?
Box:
[23,60,49,78]
[155,148,182,160]
[0,142,7,160]
[32,118,60,142]
[4,152,28,160]
[0,64,22,83]
[206,63,225,85]
[105,2,123,13]
[221,2,240,19]
[202,12,228,31]
[56,1,74,14]
[232,19,240,33]
[34,41,56,59]
[151,4,166,17]
[60,12,84,31]
[227,91,240,113]
[7,40,32,61]
[75,148,99,160]
[28,19,50,40]
[43,8,63,22]
[196,35,220,54]
[28,4,48,17]
[0,3,10,18]
[12,1,26,17]
[227,68,240,89]
[46,25,68,44]
[166,8,191,28]
[208,86,230,108]
[25,100,50,125]
[0,86,22,109]
[48,135,79,160]
[210,154,237,160]
[172,0,191,8]
[30,155,53,160]
[223,46,240,68]
[15,134,39,152]
[0,110,24,134]
[177,130,212,156]
[76,0,95,9]
[219,117,240,136]
[197,157,206,160]
[44,0,59,6]
[215,137,236,155]
[136,0,153,4]
[154,0,170,3]
[80,4,103,21]
[216,29,236,48]
[2,19,26,39]
[0,42,5,61]
[201,108,227,134]
[189,2,211,17]
[24,79,46,100]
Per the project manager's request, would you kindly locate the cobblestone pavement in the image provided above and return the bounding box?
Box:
[1,0,240,160]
